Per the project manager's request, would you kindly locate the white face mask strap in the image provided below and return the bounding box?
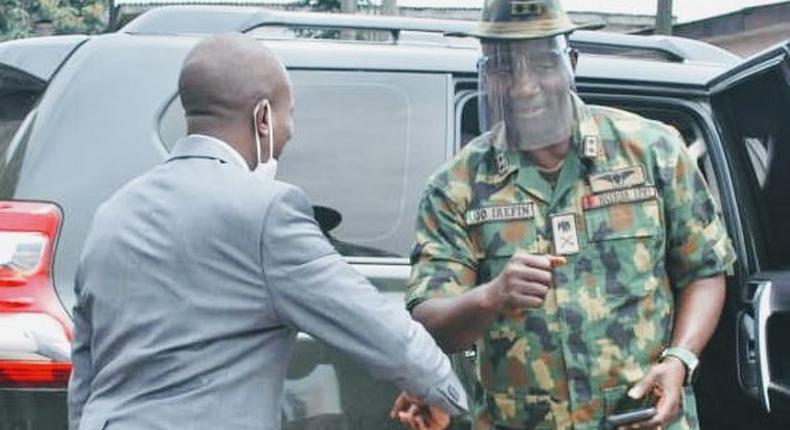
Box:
[266,101,274,163]
[254,101,264,166]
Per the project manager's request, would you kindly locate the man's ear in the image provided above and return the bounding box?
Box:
[256,99,271,135]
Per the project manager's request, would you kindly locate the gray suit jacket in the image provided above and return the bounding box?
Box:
[68,135,467,430]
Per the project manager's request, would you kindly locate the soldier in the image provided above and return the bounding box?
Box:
[391,0,736,429]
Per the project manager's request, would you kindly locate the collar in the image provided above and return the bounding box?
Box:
[570,93,605,162]
[168,134,251,170]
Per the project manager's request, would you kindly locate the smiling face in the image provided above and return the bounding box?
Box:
[479,36,575,150]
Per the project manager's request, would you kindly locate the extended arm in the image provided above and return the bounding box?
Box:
[670,275,726,356]
[407,183,558,353]
[413,253,558,353]
[261,184,467,416]
[627,127,736,429]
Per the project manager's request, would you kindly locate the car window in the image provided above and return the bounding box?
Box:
[714,68,790,270]
[159,70,451,258]
[0,64,45,198]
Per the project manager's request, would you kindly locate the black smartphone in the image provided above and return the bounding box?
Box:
[605,406,657,428]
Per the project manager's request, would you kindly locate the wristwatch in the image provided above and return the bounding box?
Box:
[660,346,699,385]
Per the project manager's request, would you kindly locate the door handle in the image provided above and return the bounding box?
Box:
[754,280,773,412]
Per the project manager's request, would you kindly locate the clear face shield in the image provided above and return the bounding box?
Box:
[478,35,576,150]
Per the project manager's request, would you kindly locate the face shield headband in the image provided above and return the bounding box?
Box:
[478,35,577,151]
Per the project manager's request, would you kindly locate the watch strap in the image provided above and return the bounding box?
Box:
[661,346,699,385]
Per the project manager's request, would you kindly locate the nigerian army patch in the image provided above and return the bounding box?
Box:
[588,166,646,193]
[465,202,535,226]
[551,213,580,255]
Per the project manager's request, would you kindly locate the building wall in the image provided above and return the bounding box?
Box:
[659,1,790,56]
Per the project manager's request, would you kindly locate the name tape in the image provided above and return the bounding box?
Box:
[465,202,535,226]
[583,186,657,209]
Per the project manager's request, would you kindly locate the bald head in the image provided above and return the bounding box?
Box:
[179,34,289,126]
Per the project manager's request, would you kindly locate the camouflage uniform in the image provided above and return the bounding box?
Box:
[405,96,736,430]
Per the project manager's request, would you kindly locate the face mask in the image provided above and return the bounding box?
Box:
[252,99,278,181]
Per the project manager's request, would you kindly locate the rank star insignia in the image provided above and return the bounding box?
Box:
[495,152,509,175]
[583,135,600,158]
[511,0,544,17]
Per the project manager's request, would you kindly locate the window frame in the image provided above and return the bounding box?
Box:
[157,68,458,262]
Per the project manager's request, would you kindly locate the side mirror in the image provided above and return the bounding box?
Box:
[313,205,342,234]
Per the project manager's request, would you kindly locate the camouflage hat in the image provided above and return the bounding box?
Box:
[465,0,590,40]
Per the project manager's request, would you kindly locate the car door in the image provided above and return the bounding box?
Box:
[268,68,453,430]
[707,41,790,425]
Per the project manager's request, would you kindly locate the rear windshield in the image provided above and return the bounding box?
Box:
[0,64,45,198]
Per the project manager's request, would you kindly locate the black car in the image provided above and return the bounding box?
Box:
[0,6,788,429]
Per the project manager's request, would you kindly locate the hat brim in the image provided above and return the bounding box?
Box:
[446,20,601,40]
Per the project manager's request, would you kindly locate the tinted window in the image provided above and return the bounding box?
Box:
[160,70,450,257]
[715,66,790,270]
[0,64,44,198]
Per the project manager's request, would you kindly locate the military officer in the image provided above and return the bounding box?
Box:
[393,0,736,429]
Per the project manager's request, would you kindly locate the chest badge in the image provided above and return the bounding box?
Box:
[588,166,646,193]
[551,213,580,255]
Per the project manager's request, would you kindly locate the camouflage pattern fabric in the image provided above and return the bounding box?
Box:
[405,96,736,430]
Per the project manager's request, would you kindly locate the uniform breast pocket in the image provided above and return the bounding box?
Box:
[471,217,537,283]
[583,197,665,296]
[584,198,662,242]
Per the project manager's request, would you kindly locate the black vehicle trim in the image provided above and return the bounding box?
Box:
[708,41,790,93]
[44,38,91,89]
[578,80,709,98]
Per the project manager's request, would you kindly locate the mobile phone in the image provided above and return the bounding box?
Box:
[605,406,657,428]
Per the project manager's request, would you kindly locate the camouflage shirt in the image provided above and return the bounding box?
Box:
[405,96,736,430]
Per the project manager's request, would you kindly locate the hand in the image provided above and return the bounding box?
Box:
[483,253,566,313]
[390,391,450,430]
[620,358,686,429]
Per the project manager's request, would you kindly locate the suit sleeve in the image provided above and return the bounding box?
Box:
[260,184,468,416]
[67,264,93,430]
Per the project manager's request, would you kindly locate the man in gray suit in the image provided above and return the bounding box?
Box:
[67,34,467,430]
